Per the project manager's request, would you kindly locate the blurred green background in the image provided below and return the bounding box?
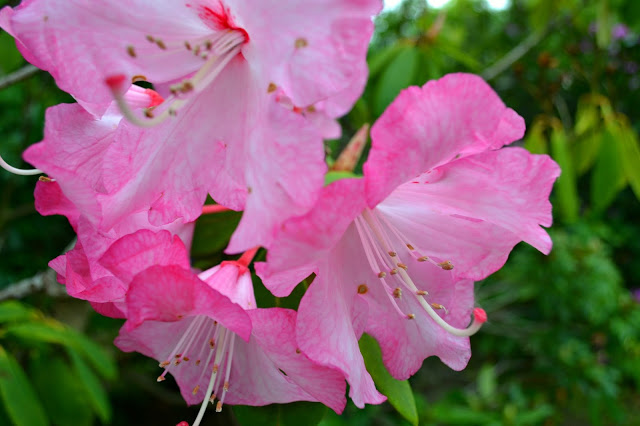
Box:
[1,0,639,425]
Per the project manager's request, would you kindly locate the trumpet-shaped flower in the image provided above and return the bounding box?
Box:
[106,231,347,424]
[2,0,380,251]
[257,73,560,406]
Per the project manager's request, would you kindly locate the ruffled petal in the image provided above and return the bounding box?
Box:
[377,147,560,280]
[365,73,525,206]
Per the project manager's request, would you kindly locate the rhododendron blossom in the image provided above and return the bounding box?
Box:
[1,0,381,252]
[258,73,560,406]
[105,231,347,425]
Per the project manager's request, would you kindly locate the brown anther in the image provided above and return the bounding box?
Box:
[212,365,219,374]
[417,256,429,262]
[223,382,230,391]
[131,75,147,83]
[247,186,253,194]
[438,260,454,270]
[214,321,218,325]
[431,303,446,310]
[267,82,277,93]
[388,251,397,257]
[159,361,170,368]
[216,401,223,412]
[393,288,402,299]
[146,35,155,42]
[294,37,308,48]
[390,268,398,275]
[185,41,192,50]
[156,39,167,50]
[157,376,166,382]
[209,394,216,403]
[406,244,415,250]
[195,360,201,366]
[209,339,215,349]
[43,15,49,22]
[176,314,183,319]
[127,45,136,58]
[144,109,155,118]
[174,359,181,366]
[180,81,194,93]
[416,290,428,296]
[397,263,408,270]
[183,357,190,362]
[168,109,177,116]
[205,40,213,50]
[192,385,200,395]
[378,271,387,278]
[38,176,53,182]
[295,348,301,354]
[306,105,316,113]
[194,46,201,56]
[407,313,416,320]
[175,354,182,358]
[357,284,368,294]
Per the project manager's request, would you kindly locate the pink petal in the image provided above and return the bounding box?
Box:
[296,251,386,408]
[365,73,525,206]
[124,265,251,341]
[224,308,347,412]
[378,147,560,280]
[256,177,367,297]
[33,180,80,230]
[199,264,257,310]
[99,229,190,285]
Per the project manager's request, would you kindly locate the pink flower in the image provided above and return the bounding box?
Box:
[35,179,193,317]
[2,0,381,251]
[257,73,560,406]
[105,231,347,424]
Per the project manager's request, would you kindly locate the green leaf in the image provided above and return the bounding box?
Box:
[591,128,627,213]
[29,352,93,426]
[325,171,359,186]
[549,127,580,222]
[477,364,497,402]
[614,122,640,201]
[0,346,49,426]
[574,101,600,137]
[233,402,327,426]
[5,320,117,381]
[368,42,405,79]
[574,132,603,176]
[523,121,548,155]
[359,334,418,426]
[0,301,36,324]
[596,0,612,49]
[191,210,242,259]
[67,348,112,423]
[374,46,418,116]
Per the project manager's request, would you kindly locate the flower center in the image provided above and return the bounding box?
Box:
[354,208,486,337]
[106,3,249,128]
[156,315,236,424]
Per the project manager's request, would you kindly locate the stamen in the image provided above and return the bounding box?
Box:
[108,31,245,128]
[192,328,228,426]
[0,154,42,176]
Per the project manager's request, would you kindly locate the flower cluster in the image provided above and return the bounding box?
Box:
[1,1,559,424]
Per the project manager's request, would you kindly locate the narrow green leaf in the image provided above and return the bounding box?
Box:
[523,121,548,155]
[591,128,626,213]
[359,334,418,426]
[574,101,600,137]
[573,132,603,176]
[477,364,497,402]
[0,346,49,426]
[67,348,112,423]
[233,402,327,426]
[614,122,640,201]
[596,0,612,49]
[549,127,580,222]
[6,320,117,381]
[374,46,418,116]
[29,352,93,426]
[0,301,36,324]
